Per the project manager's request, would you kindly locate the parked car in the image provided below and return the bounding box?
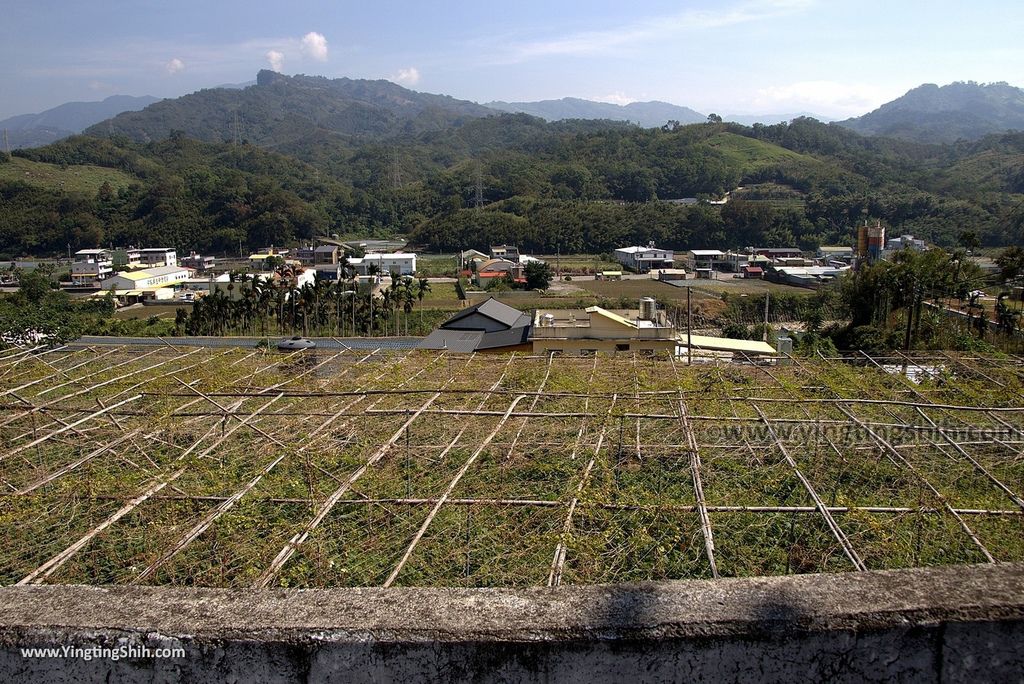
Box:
[277,336,317,351]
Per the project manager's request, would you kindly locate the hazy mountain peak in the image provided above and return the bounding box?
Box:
[839,81,1024,143]
[484,97,706,127]
[0,94,161,149]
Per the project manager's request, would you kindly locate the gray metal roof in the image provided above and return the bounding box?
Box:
[418,325,530,353]
[442,298,530,330]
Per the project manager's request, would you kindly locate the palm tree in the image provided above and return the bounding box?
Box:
[366,264,380,336]
[416,277,430,330]
[401,279,416,336]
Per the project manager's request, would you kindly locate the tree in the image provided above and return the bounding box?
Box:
[995,293,1021,336]
[996,246,1024,283]
[958,229,980,251]
[706,113,723,124]
[524,261,553,290]
[415,277,431,328]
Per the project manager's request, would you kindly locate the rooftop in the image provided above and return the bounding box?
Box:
[109,265,192,281]
[616,246,671,254]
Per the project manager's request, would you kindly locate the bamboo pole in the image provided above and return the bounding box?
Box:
[17,393,284,585]
[754,404,865,571]
[254,369,473,588]
[836,403,996,564]
[2,394,143,462]
[131,350,441,583]
[549,393,618,587]
[383,393,529,587]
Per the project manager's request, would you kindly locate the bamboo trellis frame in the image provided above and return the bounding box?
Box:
[1,345,1022,589]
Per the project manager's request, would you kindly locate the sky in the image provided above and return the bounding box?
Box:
[2,0,1023,121]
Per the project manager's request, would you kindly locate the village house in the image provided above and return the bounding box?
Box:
[614,245,675,273]
[70,249,114,286]
[531,299,677,356]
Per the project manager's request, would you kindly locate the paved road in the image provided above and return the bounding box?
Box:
[72,335,424,350]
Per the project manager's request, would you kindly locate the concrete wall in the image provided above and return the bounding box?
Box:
[532,338,677,355]
[1,563,1022,683]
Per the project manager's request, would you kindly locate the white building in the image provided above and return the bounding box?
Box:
[613,245,674,273]
[102,265,192,291]
[139,248,177,268]
[71,249,114,286]
[348,252,417,276]
[212,270,318,300]
[886,235,926,252]
[112,247,142,270]
[685,249,727,271]
[100,265,194,301]
[181,252,215,273]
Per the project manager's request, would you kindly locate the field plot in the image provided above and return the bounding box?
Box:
[0,344,1022,589]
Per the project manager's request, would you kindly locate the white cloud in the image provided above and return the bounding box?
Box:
[300,32,328,62]
[488,0,815,64]
[592,92,636,106]
[750,80,900,118]
[266,50,284,72]
[165,58,185,75]
[392,67,420,86]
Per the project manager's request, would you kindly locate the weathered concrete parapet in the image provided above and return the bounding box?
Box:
[1,563,1022,682]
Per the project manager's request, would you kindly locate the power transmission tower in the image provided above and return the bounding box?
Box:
[2,129,9,157]
[474,166,484,210]
[390,152,402,190]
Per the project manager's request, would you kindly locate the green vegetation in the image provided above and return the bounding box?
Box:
[1,348,1021,588]
[181,272,440,337]
[0,156,136,194]
[0,269,116,344]
[3,114,1022,260]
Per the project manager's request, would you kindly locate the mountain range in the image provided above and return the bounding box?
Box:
[4,76,1024,152]
[838,81,1024,144]
[5,73,1023,263]
[485,98,828,127]
[83,70,492,145]
[485,98,706,127]
[0,95,159,149]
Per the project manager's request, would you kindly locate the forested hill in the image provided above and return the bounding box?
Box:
[839,81,1024,144]
[4,115,1022,260]
[83,70,494,145]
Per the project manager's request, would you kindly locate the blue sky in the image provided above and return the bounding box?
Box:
[2,0,1022,121]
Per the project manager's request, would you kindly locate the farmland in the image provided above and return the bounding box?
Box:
[0,345,1021,589]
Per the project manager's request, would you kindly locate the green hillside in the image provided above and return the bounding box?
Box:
[0,156,137,194]
[701,131,808,170]
[3,111,1022,259]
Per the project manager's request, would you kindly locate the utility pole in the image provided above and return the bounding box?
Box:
[2,129,9,157]
[903,283,916,353]
[763,292,770,342]
[687,287,692,366]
